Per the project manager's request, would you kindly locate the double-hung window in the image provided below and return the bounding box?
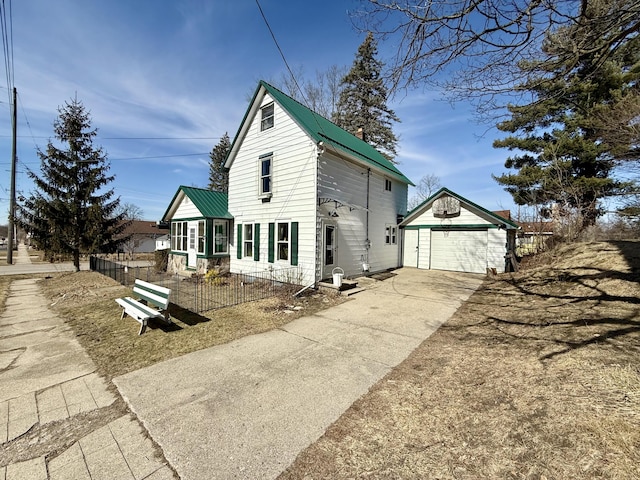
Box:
[259,153,272,196]
[243,224,254,258]
[260,102,274,131]
[385,225,397,245]
[277,222,289,261]
[214,220,228,254]
[197,220,206,254]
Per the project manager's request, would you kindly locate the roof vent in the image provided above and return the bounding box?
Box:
[433,195,461,218]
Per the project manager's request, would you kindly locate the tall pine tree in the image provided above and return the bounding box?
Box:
[207,133,230,192]
[333,32,400,161]
[19,98,128,270]
[493,14,639,230]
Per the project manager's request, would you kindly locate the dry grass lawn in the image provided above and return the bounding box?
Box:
[279,241,640,480]
[39,272,346,380]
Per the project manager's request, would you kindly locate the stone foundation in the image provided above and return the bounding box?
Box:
[167,254,230,276]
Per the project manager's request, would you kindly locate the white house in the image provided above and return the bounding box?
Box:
[400,188,519,274]
[224,81,413,286]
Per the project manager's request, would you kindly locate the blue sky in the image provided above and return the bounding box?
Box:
[0,0,518,222]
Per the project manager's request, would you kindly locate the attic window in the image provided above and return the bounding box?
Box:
[260,102,274,131]
[384,178,392,192]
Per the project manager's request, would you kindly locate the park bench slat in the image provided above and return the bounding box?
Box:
[115,279,172,335]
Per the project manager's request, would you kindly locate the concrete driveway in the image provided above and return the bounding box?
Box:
[114,268,484,480]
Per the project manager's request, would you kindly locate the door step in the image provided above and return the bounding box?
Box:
[340,287,365,297]
[318,278,358,292]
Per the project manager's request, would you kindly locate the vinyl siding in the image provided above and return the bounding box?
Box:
[228,93,317,285]
[408,203,494,227]
[173,195,203,219]
[318,151,406,278]
[487,228,508,273]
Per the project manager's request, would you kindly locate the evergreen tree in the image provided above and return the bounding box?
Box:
[207,133,230,192]
[333,32,400,161]
[18,97,128,270]
[493,18,639,230]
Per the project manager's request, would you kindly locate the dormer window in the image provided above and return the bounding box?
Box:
[260,102,274,131]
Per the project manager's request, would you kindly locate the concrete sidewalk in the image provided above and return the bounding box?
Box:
[0,244,174,480]
[115,268,483,479]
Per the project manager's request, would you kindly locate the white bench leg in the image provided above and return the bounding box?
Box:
[138,319,147,335]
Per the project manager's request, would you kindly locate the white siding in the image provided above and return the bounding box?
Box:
[409,203,493,227]
[173,195,203,219]
[318,152,407,278]
[228,93,317,285]
[418,229,431,269]
[487,228,508,273]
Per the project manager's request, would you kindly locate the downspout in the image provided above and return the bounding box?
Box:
[315,141,324,286]
[366,168,370,245]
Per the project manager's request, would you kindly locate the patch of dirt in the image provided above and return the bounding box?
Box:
[279,241,640,480]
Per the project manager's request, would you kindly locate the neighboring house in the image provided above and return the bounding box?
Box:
[119,220,167,256]
[155,234,170,251]
[162,186,233,274]
[516,220,554,255]
[400,188,520,274]
[224,81,413,286]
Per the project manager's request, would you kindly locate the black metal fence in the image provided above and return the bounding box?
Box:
[89,255,303,314]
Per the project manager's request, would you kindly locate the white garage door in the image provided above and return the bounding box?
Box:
[430,229,488,274]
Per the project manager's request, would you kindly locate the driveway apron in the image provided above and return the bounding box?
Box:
[114,268,483,479]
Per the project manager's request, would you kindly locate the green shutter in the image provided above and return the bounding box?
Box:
[237,224,242,259]
[268,223,275,263]
[254,223,260,261]
[291,222,299,266]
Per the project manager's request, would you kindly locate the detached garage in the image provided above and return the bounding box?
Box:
[401,188,519,274]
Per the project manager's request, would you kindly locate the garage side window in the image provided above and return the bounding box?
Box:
[385,225,397,245]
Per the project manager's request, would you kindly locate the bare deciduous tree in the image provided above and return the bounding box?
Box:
[355,0,640,107]
[408,173,441,210]
[278,65,347,119]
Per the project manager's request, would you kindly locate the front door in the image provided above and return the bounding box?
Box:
[188,224,197,269]
[322,222,337,279]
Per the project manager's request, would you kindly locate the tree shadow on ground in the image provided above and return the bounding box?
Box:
[445,240,640,362]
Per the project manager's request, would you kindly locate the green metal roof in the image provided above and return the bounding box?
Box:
[162,186,232,221]
[402,187,520,229]
[227,81,413,186]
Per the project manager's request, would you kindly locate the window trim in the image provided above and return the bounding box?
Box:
[260,102,275,131]
[197,220,205,255]
[259,153,273,197]
[214,219,229,255]
[243,223,254,258]
[276,222,290,262]
[385,224,398,245]
[171,221,188,252]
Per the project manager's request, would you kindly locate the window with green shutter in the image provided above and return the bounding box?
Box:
[237,224,242,259]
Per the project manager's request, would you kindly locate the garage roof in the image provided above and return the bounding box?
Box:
[401,187,520,229]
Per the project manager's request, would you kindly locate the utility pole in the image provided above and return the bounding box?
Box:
[7,87,16,264]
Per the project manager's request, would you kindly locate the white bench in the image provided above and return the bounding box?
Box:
[116,279,172,335]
